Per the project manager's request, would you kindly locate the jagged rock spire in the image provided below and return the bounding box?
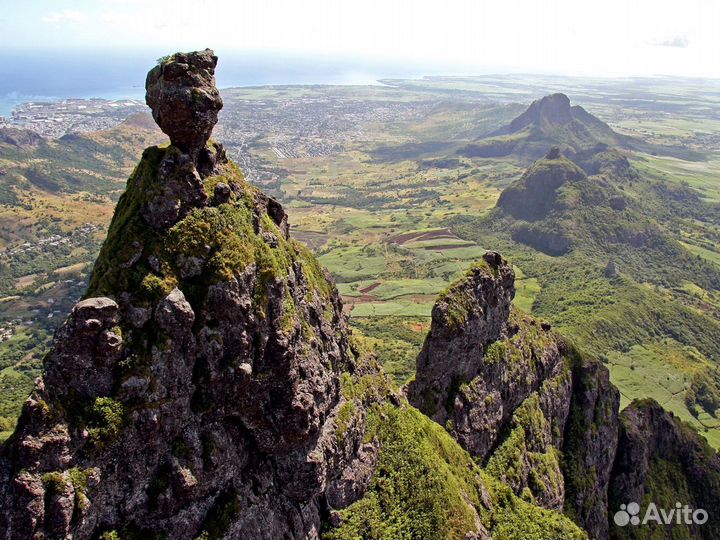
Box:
[145,49,223,157]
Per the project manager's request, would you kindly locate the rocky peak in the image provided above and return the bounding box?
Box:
[459,92,623,161]
[496,150,587,222]
[545,146,561,159]
[139,51,231,230]
[408,250,620,539]
[405,240,720,540]
[609,399,720,539]
[0,51,392,540]
[146,49,223,161]
[407,251,515,425]
[509,93,573,131]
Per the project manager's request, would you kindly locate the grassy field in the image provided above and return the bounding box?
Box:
[607,341,720,448]
[632,153,720,203]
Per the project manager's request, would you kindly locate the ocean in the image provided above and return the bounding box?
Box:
[0,49,435,116]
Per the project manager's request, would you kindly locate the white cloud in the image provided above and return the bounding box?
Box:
[42,9,88,24]
[655,35,690,48]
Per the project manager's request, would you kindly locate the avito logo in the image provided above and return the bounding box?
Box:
[614,502,708,527]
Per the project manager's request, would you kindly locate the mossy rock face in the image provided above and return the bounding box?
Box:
[485,393,566,510]
[86,143,350,455]
[0,139,363,540]
[406,244,625,540]
[608,399,720,540]
[407,252,515,422]
[325,402,587,540]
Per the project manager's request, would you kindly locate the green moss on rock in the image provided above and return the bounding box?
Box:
[482,473,587,540]
[87,143,336,344]
[326,403,585,540]
[86,397,125,449]
[437,259,496,330]
[199,488,241,540]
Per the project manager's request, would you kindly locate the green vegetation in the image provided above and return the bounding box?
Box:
[198,489,241,540]
[348,317,428,385]
[88,144,333,335]
[0,368,34,441]
[85,397,126,449]
[55,393,127,452]
[483,473,587,540]
[485,393,563,504]
[99,528,166,540]
[326,403,585,540]
[335,401,357,444]
[41,471,67,496]
[605,342,720,446]
[484,341,507,366]
[686,367,720,418]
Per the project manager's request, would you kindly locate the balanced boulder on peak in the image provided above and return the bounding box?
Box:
[145,49,223,157]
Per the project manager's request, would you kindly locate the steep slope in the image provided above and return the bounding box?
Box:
[609,399,720,540]
[407,252,720,540]
[458,93,624,160]
[492,148,720,292]
[0,50,387,540]
[407,252,619,539]
[0,115,167,444]
[0,115,163,201]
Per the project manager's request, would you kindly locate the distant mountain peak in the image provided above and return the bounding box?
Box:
[509,92,573,131]
[459,93,623,160]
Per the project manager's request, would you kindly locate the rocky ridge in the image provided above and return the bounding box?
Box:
[408,251,720,540]
[407,251,619,539]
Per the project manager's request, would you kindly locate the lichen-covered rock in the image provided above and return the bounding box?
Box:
[145,49,223,156]
[562,350,620,540]
[407,250,621,539]
[0,140,390,538]
[140,146,210,228]
[0,52,391,540]
[407,251,515,424]
[43,297,121,397]
[608,399,720,540]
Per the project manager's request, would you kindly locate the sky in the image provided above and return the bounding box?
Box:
[1,0,720,78]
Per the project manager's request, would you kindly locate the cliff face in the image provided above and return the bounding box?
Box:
[408,251,620,539]
[609,399,720,540]
[407,248,720,540]
[0,50,391,540]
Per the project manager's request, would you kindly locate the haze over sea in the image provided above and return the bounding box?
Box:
[0,49,439,116]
